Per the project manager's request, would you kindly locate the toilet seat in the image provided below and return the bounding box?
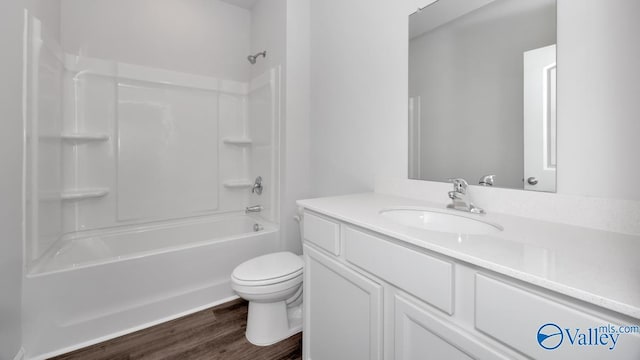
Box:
[231,252,304,287]
[231,274,303,299]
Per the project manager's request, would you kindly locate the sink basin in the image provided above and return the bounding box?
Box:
[380,208,503,235]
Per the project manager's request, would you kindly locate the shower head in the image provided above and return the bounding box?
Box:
[247,51,267,64]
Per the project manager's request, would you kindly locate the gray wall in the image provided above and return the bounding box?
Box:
[409,0,556,189]
[0,0,24,358]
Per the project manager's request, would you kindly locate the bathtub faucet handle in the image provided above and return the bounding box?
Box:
[246,205,263,213]
[252,176,263,195]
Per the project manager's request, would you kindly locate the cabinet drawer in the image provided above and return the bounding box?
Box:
[344,226,453,314]
[303,211,340,255]
[475,274,640,359]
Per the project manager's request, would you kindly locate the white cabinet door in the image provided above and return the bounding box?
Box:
[395,295,512,360]
[304,245,383,360]
[524,44,557,192]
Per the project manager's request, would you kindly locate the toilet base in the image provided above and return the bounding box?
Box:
[246,300,303,346]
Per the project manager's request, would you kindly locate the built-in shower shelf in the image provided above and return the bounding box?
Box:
[223,137,253,146]
[61,188,109,201]
[223,180,253,189]
[61,133,110,143]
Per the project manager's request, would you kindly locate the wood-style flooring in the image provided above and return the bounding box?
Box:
[50,299,302,360]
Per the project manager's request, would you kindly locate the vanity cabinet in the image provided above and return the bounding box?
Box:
[301,209,640,360]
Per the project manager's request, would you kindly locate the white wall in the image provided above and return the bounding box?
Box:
[309,0,408,197]
[310,0,640,206]
[0,0,24,358]
[25,0,61,41]
[250,0,286,78]
[557,0,640,201]
[283,0,311,254]
[61,0,252,81]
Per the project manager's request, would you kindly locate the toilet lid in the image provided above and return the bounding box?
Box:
[232,252,304,284]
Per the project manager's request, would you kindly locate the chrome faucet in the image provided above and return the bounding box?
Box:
[252,176,263,195]
[447,178,485,214]
[245,205,264,213]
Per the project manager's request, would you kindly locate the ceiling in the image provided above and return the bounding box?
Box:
[219,0,259,10]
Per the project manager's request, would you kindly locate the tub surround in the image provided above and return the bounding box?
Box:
[298,192,640,319]
[24,3,282,266]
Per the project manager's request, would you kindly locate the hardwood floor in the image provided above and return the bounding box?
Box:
[50,299,302,360]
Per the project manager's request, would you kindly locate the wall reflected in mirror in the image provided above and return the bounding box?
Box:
[409,0,557,192]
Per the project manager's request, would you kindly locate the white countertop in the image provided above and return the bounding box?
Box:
[297,193,640,320]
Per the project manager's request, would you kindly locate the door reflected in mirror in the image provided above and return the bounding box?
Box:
[408,0,557,192]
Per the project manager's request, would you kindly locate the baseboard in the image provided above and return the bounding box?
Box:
[13,347,25,360]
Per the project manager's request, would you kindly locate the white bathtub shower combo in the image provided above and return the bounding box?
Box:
[22,2,286,358]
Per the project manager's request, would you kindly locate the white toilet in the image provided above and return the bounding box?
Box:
[231,251,304,346]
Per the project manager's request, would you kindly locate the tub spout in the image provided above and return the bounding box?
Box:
[246,205,263,213]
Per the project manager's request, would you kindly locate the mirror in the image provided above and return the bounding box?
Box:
[409,0,557,192]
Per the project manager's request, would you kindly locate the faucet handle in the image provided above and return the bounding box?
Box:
[479,174,496,186]
[447,178,468,194]
[252,176,263,195]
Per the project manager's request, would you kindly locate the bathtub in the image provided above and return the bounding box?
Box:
[22,214,279,359]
